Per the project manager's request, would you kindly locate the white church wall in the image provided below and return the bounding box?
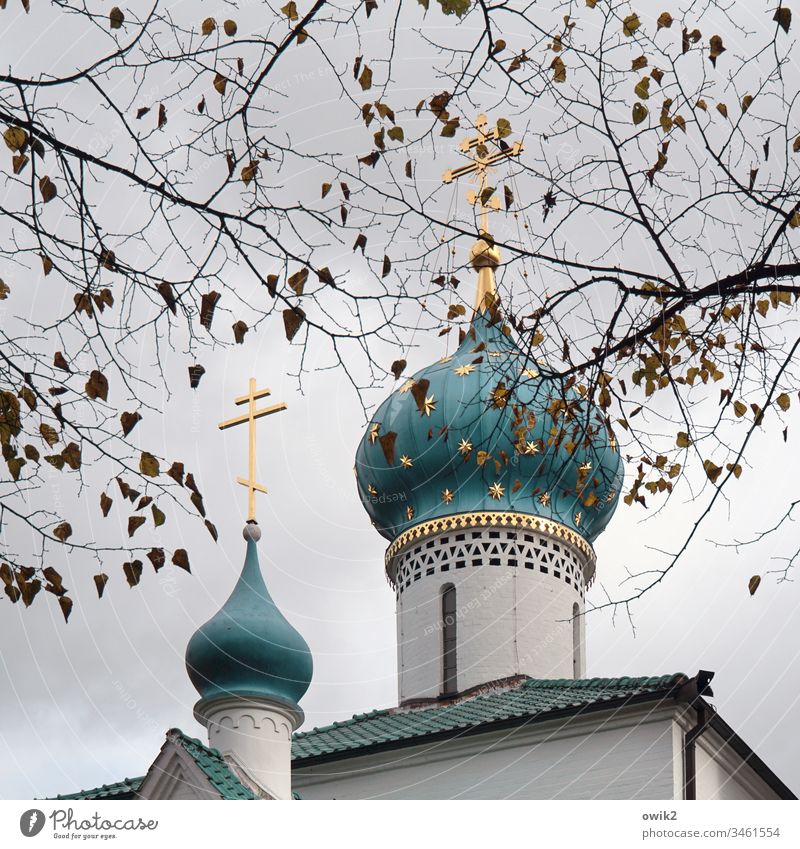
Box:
[667,705,783,800]
[694,729,777,800]
[395,527,587,702]
[292,707,676,800]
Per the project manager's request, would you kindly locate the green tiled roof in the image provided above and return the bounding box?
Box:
[291,674,686,761]
[52,675,686,799]
[168,729,256,800]
[53,776,144,800]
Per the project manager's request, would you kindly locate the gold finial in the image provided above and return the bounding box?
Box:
[218,377,287,522]
[442,114,523,314]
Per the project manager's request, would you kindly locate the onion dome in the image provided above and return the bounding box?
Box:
[355,239,623,545]
[185,523,312,710]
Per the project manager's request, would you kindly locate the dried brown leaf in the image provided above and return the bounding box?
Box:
[94,574,109,598]
[147,548,166,571]
[52,521,72,542]
[85,370,109,402]
[121,411,142,436]
[283,307,306,341]
[128,516,146,538]
[172,549,191,572]
[139,452,159,477]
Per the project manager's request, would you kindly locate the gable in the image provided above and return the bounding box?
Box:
[137,740,223,800]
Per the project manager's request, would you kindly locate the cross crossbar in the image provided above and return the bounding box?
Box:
[217,377,287,522]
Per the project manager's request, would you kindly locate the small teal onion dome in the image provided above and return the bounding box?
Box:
[355,304,623,545]
[185,524,312,709]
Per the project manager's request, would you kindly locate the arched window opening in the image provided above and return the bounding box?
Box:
[572,602,581,679]
[441,583,457,696]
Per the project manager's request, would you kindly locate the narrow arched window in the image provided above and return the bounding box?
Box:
[572,602,581,679]
[441,583,457,696]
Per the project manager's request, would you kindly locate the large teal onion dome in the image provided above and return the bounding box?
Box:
[186,524,312,710]
[355,243,624,546]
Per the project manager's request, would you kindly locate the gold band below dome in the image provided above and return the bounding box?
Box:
[385,511,596,573]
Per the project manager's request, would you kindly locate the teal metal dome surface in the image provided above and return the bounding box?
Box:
[355,309,623,545]
[185,532,312,709]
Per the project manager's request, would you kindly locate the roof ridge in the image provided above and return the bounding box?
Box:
[293,707,393,739]
[522,674,686,690]
[167,726,223,758]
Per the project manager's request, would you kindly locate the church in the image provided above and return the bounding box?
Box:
[54,117,794,803]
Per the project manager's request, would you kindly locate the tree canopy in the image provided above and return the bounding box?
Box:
[2,0,799,618]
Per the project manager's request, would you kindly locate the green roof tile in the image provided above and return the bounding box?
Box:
[291,674,686,761]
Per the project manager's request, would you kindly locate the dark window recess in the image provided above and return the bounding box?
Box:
[455,534,465,541]
[456,560,466,569]
[489,531,500,539]
[441,584,457,696]
[572,602,581,678]
[489,557,501,566]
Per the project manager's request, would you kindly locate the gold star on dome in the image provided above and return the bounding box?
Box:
[420,395,437,417]
[454,363,476,377]
[406,505,415,520]
[574,510,582,527]
[538,491,551,507]
[441,488,454,504]
[523,441,540,455]
[488,482,505,500]
[521,367,539,379]
[579,461,592,472]
[458,438,473,455]
[399,379,415,394]
[400,455,413,469]
[367,484,378,496]
[439,355,454,364]
[369,423,380,444]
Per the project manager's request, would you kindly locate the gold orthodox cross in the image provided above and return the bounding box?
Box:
[442,114,523,237]
[218,378,287,522]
